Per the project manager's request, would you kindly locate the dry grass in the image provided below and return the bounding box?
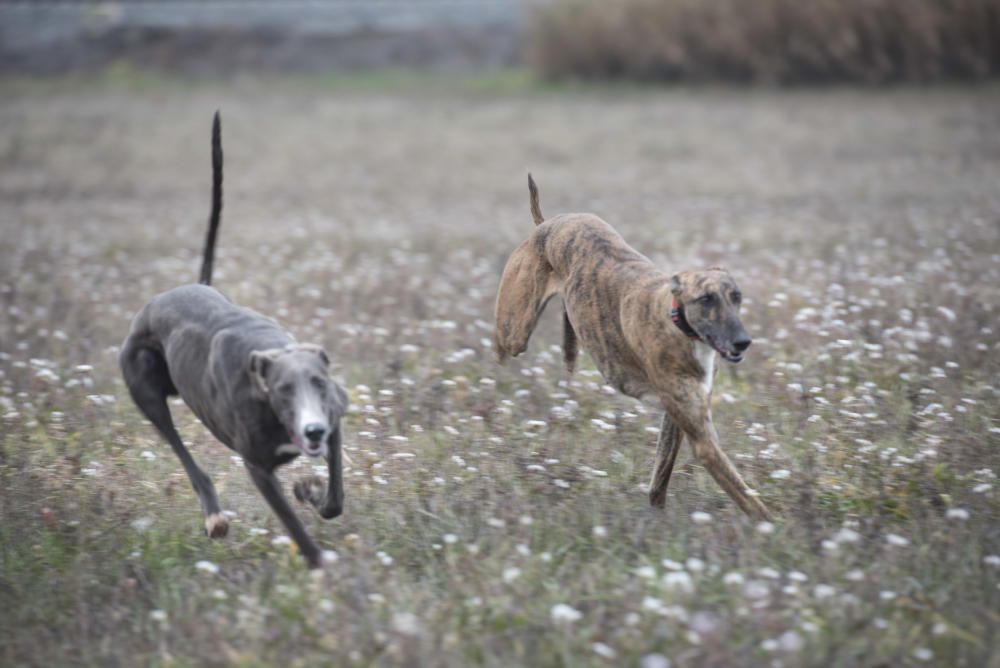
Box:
[1,73,999,666]
[529,0,1000,85]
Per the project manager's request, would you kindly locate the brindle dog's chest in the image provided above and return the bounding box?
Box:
[565,304,653,400]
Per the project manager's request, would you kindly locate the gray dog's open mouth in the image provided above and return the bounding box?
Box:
[290,432,326,457]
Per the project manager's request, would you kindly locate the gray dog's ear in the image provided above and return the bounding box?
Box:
[248,348,282,396]
[296,342,330,367]
[332,382,348,418]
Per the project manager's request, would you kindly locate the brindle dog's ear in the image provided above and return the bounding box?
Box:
[670,272,685,297]
[249,348,282,396]
[296,343,330,367]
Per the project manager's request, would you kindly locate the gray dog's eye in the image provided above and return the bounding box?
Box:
[310,377,326,392]
[731,291,742,304]
[278,383,294,396]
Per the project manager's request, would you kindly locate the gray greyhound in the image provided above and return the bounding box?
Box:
[120,113,348,568]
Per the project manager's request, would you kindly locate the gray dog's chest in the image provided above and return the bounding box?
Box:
[146,285,293,454]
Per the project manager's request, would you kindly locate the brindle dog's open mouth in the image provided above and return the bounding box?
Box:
[707,337,744,364]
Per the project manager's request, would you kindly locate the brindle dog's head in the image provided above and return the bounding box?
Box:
[249,343,347,457]
[670,267,752,363]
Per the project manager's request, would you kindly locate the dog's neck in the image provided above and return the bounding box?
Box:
[670,297,701,341]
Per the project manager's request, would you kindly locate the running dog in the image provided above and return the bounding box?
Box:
[494,175,771,520]
[120,113,348,567]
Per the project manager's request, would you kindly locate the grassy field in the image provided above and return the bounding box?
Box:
[1,73,999,667]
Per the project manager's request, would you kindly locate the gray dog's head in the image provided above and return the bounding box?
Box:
[248,343,347,456]
[670,267,752,363]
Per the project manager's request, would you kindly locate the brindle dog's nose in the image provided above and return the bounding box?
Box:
[304,423,327,443]
[733,336,752,352]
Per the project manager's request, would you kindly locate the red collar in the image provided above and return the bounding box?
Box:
[671,297,701,341]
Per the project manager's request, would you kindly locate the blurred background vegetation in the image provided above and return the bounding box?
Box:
[3,0,999,85]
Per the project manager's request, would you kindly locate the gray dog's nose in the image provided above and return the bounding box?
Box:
[304,423,327,443]
[733,336,752,352]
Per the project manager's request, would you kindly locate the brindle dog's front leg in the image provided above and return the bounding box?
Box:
[245,461,323,567]
[689,416,772,520]
[648,412,683,508]
[294,426,344,520]
[660,384,772,521]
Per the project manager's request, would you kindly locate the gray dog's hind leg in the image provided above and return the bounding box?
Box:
[121,344,228,538]
[648,412,683,508]
[294,426,345,520]
[245,462,322,568]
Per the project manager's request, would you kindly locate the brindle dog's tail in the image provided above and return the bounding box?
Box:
[527,173,578,372]
[198,111,224,286]
[528,173,544,226]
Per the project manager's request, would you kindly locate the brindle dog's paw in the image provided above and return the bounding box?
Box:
[205,512,229,539]
[293,475,326,508]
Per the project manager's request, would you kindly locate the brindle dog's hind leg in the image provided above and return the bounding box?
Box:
[562,306,578,373]
[493,239,558,362]
[648,412,683,508]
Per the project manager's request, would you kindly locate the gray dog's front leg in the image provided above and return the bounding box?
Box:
[293,426,344,519]
[245,462,322,568]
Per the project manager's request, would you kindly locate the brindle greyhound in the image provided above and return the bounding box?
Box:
[120,113,348,567]
[494,175,771,520]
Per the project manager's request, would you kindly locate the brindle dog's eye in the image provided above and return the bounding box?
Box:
[732,291,742,304]
[698,293,715,305]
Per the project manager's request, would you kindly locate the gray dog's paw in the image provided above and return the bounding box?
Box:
[293,475,326,507]
[204,512,229,539]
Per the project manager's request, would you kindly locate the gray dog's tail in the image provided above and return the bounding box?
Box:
[198,111,223,286]
[528,173,544,226]
[528,173,578,372]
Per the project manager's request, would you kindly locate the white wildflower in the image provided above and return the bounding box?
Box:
[813,584,836,599]
[194,560,219,575]
[392,612,421,636]
[778,630,804,652]
[592,642,616,659]
[723,571,745,586]
[550,603,583,624]
[636,565,657,579]
[639,654,672,668]
[662,571,694,594]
